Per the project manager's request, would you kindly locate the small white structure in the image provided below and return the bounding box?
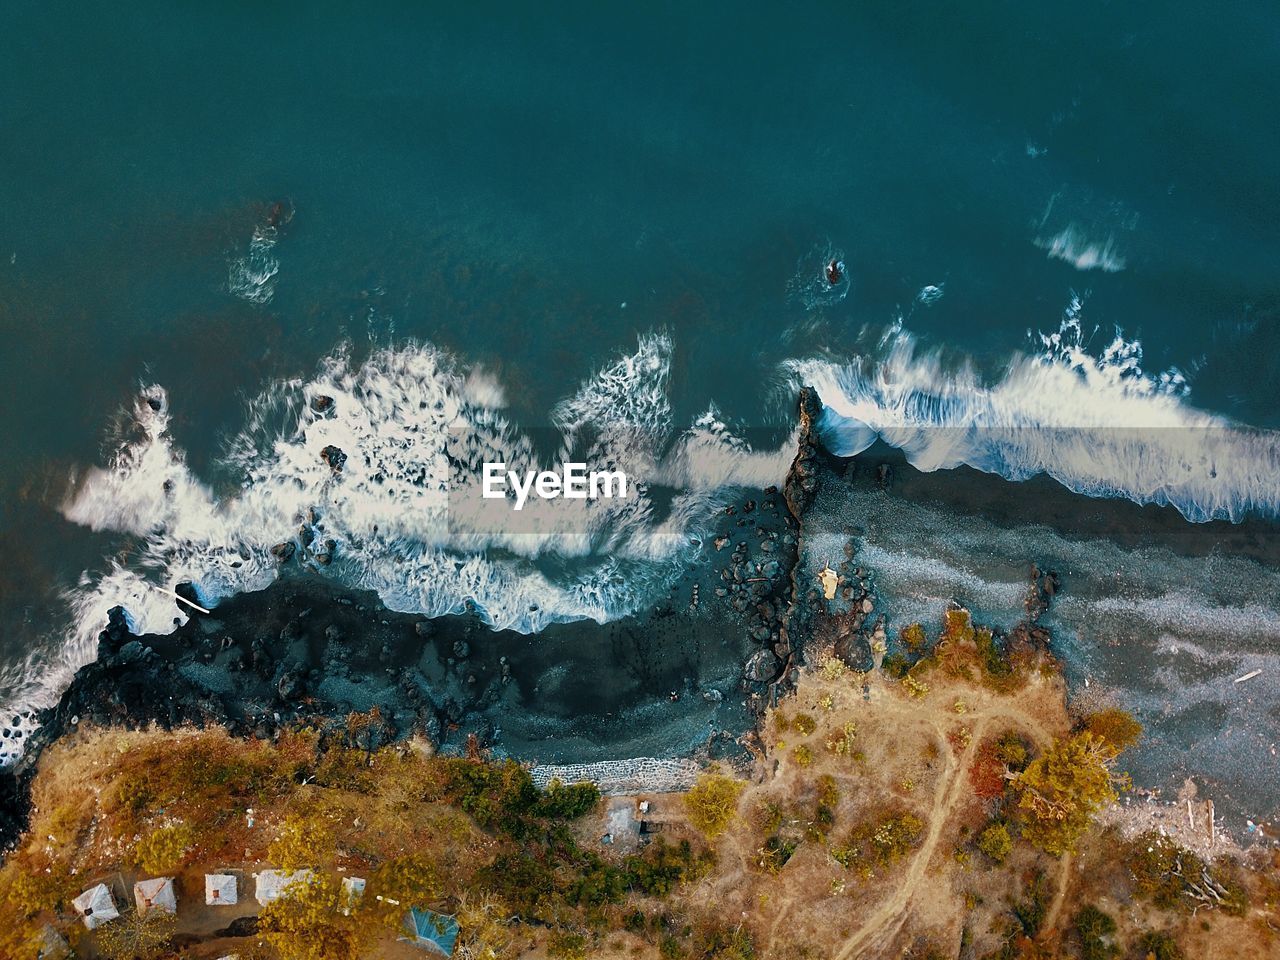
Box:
[339,876,366,915]
[206,873,239,906]
[134,876,177,914]
[72,883,120,929]
[254,868,313,905]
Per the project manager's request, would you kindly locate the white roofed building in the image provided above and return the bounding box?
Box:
[206,873,239,906]
[254,868,313,905]
[72,883,120,929]
[133,876,177,914]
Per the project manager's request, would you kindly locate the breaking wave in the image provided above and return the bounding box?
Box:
[791,307,1280,523]
[0,334,797,762]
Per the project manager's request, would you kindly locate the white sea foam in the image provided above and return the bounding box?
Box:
[227,226,280,303]
[1036,222,1126,272]
[915,284,945,305]
[0,334,795,764]
[791,311,1280,522]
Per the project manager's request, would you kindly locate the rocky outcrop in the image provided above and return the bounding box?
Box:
[320,445,347,473]
[783,387,824,521]
[773,387,826,688]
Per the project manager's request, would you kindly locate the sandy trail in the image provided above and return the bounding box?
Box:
[830,681,1062,959]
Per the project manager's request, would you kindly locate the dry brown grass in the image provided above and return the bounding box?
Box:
[3,636,1276,960]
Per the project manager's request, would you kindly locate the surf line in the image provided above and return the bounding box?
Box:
[482,462,629,511]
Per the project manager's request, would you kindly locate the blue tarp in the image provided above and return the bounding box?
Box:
[404,907,459,956]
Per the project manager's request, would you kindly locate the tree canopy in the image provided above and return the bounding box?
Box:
[1012,731,1127,856]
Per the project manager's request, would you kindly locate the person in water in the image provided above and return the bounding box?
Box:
[825,258,845,285]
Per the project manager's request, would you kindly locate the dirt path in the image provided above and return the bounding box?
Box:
[830,679,1063,959]
[1043,851,1074,935]
[832,717,988,960]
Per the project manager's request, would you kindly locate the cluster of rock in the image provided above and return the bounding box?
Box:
[715,388,832,706]
[711,495,796,687]
[271,504,337,568]
[529,757,702,795]
[4,581,524,825]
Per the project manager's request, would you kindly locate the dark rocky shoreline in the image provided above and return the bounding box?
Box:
[4,388,1274,854]
[0,390,846,853]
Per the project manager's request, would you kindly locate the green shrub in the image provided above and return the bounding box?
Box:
[97,910,177,960]
[1135,930,1183,960]
[758,835,798,874]
[268,814,333,871]
[1123,833,1248,914]
[792,714,817,736]
[1082,709,1143,753]
[684,773,744,840]
[976,822,1012,863]
[994,731,1029,769]
[882,653,911,679]
[536,779,601,819]
[900,623,927,653]
[4,863,74,918]
[1072,904,1118,960]
[902,675,930,699]
[1011,871,1048,937]
[548,930,588,959]
[871,813,923,863]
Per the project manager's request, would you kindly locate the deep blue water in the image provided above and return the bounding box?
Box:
[2,2,1279,812]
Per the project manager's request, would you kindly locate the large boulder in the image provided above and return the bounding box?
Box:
[744,649,781,683]
[320,445,347,473]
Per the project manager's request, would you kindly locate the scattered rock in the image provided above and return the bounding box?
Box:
[320,445,347,473]
[277,669,305,702]
[744,649,781,683]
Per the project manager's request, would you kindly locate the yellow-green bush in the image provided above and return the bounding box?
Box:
[134,822,195,874]
[684,772,745,840]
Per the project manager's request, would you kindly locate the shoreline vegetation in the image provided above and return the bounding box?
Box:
[2,605,1277,959]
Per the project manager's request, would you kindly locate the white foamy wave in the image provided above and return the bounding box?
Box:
[0,335,794,764]
[65,334,770,634]
[1036,223,1126,272]
[790,317,1280,522]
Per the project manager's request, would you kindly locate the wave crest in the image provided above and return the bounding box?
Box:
[790,314,1280,522]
